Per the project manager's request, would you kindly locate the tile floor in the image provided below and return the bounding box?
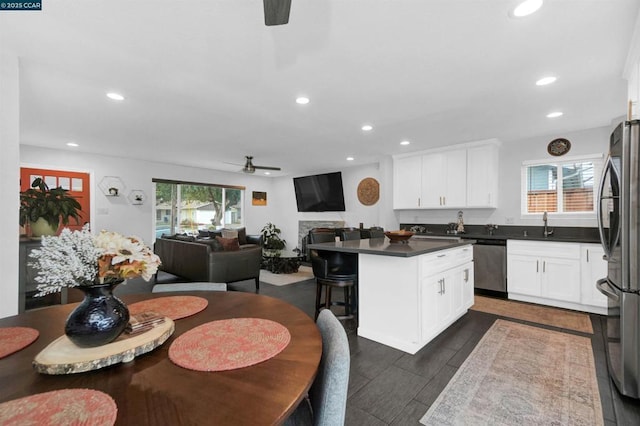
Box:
[121,273,640,425]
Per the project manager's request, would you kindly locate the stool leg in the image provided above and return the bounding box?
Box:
[325,286,332,310]
[344,287,350,316]
[315,281,323,320]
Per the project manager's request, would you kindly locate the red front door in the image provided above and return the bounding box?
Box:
[20,167,91,232]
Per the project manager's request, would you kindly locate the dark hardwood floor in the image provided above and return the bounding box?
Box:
[119,274,640,425]
[254,278,640,425]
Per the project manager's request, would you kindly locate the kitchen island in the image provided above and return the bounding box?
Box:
[307,238,475,354]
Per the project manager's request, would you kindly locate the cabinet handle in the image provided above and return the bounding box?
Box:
[437,254,446,258]
[438,279,443,295]
[418,197,421,207]
[443,196,446,205]
[543,261,546,273]
[442,278,446,294]
[536,260,539,273]
[587,250,589,262]
[464,269,469,282]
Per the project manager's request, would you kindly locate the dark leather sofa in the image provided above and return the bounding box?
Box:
[154,234,263,291]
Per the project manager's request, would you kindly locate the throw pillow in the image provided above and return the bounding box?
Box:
[216,236,240,251]
[221,229,238,239]
[196,238,224,252]
[222,227,247,245]
[209,230,222,239]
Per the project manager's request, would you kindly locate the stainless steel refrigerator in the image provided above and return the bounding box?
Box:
[597,119,640,399]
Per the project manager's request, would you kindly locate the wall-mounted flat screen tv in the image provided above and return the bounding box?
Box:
[293,172,346,212]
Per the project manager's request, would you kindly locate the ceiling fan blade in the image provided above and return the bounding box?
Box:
[253,165,281,171]
[263,0,291,26]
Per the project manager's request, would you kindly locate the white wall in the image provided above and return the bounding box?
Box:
[395,125,611,228]
[0,54,20,319]
[20,145,278,245]
[272,163,389,249]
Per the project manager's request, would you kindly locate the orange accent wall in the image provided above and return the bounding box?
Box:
[20,167,90,232]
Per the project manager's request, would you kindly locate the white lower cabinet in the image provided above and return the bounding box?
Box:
[421,260,474,343]
[507,240,607,314]
[358,245,474,354]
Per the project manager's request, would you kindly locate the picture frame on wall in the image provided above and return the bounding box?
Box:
[252,191,267,206]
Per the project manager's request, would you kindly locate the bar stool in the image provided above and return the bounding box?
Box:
[338,228,361,241]
[309,231,358,320]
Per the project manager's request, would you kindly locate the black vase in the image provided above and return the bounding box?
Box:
[65,281,130,348]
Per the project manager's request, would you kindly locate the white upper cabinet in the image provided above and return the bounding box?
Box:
[393,156,422,209]
[393,139,499,210]
[421,149,466,208]
[467,143,499,208]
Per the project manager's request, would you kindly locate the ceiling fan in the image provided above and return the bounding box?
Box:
[240,156,281,174]
[263,0,292,26]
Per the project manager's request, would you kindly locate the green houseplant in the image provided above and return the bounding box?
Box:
[20,177,83,237]
[261,222,286,250]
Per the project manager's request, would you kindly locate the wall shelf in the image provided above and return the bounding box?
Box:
[98,176,126,197]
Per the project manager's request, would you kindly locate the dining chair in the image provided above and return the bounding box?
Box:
[151,282,227,293]
[284,309,350,426]
[361,228,385,239]
[338,228,361,241]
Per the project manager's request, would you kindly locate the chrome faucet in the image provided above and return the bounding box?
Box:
[543,211,554,237]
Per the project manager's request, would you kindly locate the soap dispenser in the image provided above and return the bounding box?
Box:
[456,210,465,234]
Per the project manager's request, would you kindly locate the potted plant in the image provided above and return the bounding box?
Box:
[261,222,286,251]
[19,177,83,237]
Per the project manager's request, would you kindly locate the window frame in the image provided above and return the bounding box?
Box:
[152,179,246,238]
[520,154,603,219]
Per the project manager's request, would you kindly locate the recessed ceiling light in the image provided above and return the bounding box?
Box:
[361,125,373,131]
[296,97,310,105]
[66,142,79,147]
[346,157,355,161]
[400,140,411,146]
[106,92,125,101]
[264,171,271,175]
[536,76,557,86]
[512,0,543,17]
[546,111,563,118]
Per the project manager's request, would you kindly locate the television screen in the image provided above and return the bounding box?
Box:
[293,172,346,212]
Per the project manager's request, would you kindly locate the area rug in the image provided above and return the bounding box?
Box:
[260,265,314,286]
[419,319,603,426]
[471,295,593,334]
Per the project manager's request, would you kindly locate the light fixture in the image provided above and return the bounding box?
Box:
[346,157,355,161]
[106,92,125,101]
[361,125,373,131]
[546,111,563,118]
[400,140,411,146]
[66,142,79,147]
[264,171,271,175]
[536,76,557,86]
[512,0,543,17]
[295,97,310,105]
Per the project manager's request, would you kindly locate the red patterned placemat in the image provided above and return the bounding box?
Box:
[0,327,39,359]
[128,296,208,320]
[0,388,117,425]
[169,318,291,371]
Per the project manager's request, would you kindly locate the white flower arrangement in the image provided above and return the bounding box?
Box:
[30,225,161,296]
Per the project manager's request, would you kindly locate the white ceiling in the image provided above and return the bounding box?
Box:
[2,0,638,177]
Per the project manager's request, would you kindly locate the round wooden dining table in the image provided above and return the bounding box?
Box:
[0,291,322,425]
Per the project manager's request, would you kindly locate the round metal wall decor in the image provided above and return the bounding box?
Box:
[547,138,571,156]
[357,177,380,206]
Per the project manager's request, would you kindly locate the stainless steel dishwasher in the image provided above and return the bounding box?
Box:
[470,238,507,295]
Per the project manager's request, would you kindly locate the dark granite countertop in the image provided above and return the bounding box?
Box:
[401,223,601,244]
[307,238,474,258]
